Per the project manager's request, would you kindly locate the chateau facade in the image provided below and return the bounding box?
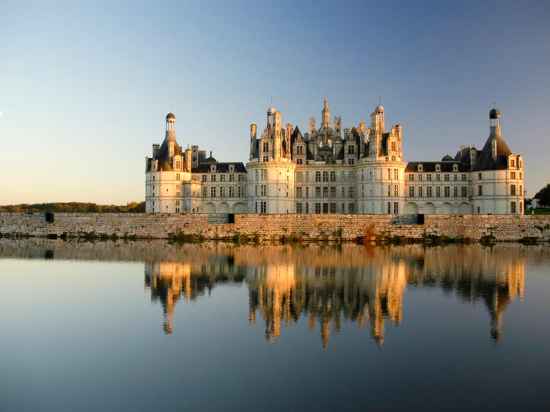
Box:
[146,101,524,215]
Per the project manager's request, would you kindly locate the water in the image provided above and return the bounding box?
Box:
[1,239,550,412]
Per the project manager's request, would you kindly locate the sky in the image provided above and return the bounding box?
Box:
[1,0,549,204]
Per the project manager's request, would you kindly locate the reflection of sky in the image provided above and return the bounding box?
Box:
[1,244,550,411]
[2,1,550,204]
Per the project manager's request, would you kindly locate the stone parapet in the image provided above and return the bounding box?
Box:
[1,213,549,243]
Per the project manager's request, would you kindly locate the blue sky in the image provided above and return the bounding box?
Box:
[1,0,549,204]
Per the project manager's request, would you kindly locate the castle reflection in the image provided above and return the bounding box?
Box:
[144,244,525,347]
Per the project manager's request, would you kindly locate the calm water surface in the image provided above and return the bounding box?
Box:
[1,239,550,411]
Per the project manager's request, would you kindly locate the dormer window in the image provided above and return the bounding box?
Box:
[210,165,216,173]
[417,164,423,172]
[510,159,515,168]
[229,164,235,173]
[453,164,458,172]
[435,164,441,172]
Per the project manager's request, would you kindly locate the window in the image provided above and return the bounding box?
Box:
[436,174,441,181]
[394,185,399,197]
[511,171,516,180]
[263,142,269,152]
[297,159,303,165]
[427,186,433,197]
[210,187,216,197]
[393,202,399,215]
[315,187,321,198]
[478,173,482,180]
[261,185,267,196]
[387,168,391,180]
[229,174,234,182]
[387,202,391,214]
[444,174,449,182]
[436,186,441,198]
[297,145,303,155]
[260,201,267,214]
[322,171,329,182]
[348,203,355,213]
[511,201,517,213]
[409,174,414,181]
[211,174,216,182]
[435,164,441,172]
[510,184,516,196]
[330,171,336,182]
[461,186,467,198]
[330,203,336,213]
[349,187,355,198]
[461,174,467,181]
[478,185,483,196]
[427,174,432,181]
[296,203,303,214]
[238,186,242,198]
[315,171,321,182]
[511,159,515,168]
[229,187,234,197]
[306,187,310,198]
[202,175,207,182]
[176,173,180,181]
[348,158,354,165]
[444,186,450,198]
[330,187,336,198]
[388,184,391,197]
[202,187,207,197]
[323,187,328,198]
[220,174,225,182]
[220,187,225,197]
[322,203,329,214]
[348,145,355,155]
[409,186,415,197]
[453,186,458,197]
[418,164,423,172]
[394,169,399,180]
[296,187,303,198]
[418,187,423,198]
[315,203,321,214]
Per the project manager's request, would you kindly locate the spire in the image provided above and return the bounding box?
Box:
[322,97,330,128]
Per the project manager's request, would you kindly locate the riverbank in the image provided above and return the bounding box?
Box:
[1,212,550,244]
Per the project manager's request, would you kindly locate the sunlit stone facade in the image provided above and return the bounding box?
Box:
[146,103,524,215]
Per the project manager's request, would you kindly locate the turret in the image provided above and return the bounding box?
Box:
[250,123,257,160]
[165,112,176,141]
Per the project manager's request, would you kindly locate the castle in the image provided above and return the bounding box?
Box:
[145,100,524,215]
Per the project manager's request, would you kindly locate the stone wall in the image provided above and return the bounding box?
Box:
[1,212,550,243]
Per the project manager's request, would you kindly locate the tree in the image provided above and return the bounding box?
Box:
[534,184,550,207]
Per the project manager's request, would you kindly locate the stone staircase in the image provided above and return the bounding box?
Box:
[392,214,422,225]
[208,214,231,224]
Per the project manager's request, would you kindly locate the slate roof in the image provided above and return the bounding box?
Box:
[192,162,247,173]
[406,161,467,173]
[473,133,512,171]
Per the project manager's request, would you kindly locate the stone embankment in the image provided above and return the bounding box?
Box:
[1,212,550,243]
